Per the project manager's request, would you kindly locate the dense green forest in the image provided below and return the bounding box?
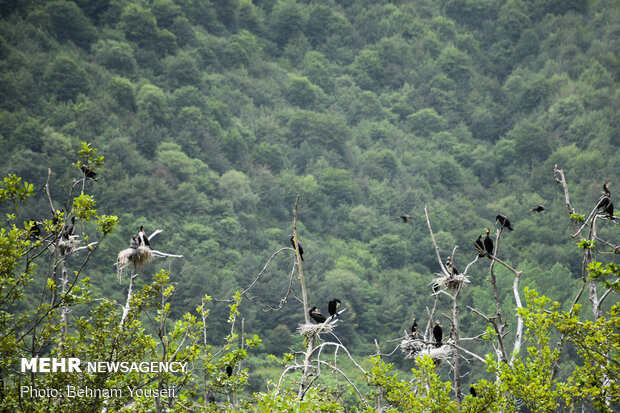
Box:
[0,0,619,411]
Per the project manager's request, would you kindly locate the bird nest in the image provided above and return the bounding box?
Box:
[418,343,453,363]
[117,246,152,270]
[400,337,424,358]
[431,273,470,291]
[296,320,335,338]
[57,235,80,255]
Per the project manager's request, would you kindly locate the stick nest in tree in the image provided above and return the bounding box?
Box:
[57,235,80,254]
[117,246,152,269]
[419,343,453,363]
[431,273,470,291]
[296,321,336,338]
[400,337,424,358]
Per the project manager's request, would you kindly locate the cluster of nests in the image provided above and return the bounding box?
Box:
[117,226,153,271]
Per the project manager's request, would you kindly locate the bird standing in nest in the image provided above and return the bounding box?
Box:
[309,306,326,323]
[446,256,459,276]
[410,318,418,336]
[129,235,139,250]
[433,321,443,347]
[138,226,150,247]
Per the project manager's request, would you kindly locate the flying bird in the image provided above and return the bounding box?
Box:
[433,321,443,347]
[290,234,304,261]
[328,298,341,318]
[532,205,545,212]
[483,228,494,258]
[309,306,326,323]
[138,226,150,247]
[398,215,412,223]
[495,214,513,231]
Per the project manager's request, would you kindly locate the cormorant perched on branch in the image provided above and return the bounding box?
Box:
[398,215,412,223]
[483,228,494,258]
[446,256,459,275]
[309,306,326,323]
[28,220,42,240]
[433,321,443,347]
[532,205,545,213]
[138,226,150,247]
[226,365,233,377]
[410,318,418,336]
[62,217,76,239]
[474,235,485,257]
[328,298,341,318]
[80,164,97,181]
[290,234,304,261]
[596,182,614,219]
[470,385,477,397]
[496,214,513,231]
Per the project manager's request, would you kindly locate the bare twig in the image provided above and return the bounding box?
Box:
[424,206,450,276]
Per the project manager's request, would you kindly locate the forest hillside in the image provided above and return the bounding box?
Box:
[0,0,618,411]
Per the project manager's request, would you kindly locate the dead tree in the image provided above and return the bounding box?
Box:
[421,205,525,404]
[553,165,618,408]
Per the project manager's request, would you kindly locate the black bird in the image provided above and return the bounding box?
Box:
[496,214,513,231]
[474,235,485,257]
[432,282,440,293]
[62,217,77,239]
[446,256,459,276]
[138,226,150,247]
[290,234,304,261]
[328,298,341,318]
[596,182,614,219]
[433,321,443,347]
[411,318,418,336]
[80,164,97,181]
[129,235,139,249]
[532,205,545,213]
[398,215,412,223]
[470,385,477,397]
[226,365,233,377]
[309,306,326,324]
[52,211,60,226]
[28,220,42,240]
[483,228,494,258]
